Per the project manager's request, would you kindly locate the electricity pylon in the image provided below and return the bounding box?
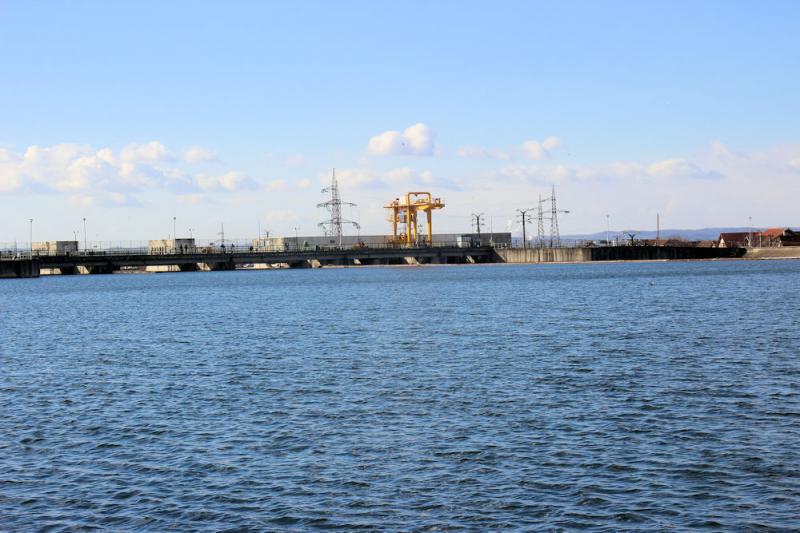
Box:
[318,169,360,246]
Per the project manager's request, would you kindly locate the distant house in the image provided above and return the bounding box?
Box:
[718,228,800,248]
[778,229,800,247]
[717,232,750,248]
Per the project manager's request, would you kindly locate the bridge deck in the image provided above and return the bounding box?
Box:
[0,246,496,277]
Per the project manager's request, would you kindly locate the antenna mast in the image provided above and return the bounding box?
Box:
[318,168,360,246]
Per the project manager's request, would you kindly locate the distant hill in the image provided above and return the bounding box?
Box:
[561,227,795,242]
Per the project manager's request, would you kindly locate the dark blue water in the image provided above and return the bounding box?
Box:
[2,260,799,531]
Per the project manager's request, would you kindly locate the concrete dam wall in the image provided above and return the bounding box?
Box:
[743,247,800,260]
[494,248,592,263]
[496,246,745,264]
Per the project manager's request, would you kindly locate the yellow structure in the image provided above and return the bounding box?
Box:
[385,192,445,245]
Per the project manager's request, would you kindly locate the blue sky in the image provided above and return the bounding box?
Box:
[1,1,798,243]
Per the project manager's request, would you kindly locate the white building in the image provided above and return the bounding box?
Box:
[32,241,79,255]
[148,238,197,254]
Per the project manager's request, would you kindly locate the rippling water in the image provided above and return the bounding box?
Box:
[2,260,799,530]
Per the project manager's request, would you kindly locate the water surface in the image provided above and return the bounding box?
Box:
[2,260,799,530]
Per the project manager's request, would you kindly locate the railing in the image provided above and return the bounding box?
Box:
[0,241,505,260]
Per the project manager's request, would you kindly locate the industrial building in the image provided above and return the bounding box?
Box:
[252,232,512,251]
[148,238,197,254]
[32,241,79,255]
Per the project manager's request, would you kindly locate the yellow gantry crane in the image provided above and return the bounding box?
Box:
[385,192,445,245]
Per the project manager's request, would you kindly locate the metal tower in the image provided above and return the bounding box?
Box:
[548,185,569,248]
[537,195,546,248]
[318,169,360,246]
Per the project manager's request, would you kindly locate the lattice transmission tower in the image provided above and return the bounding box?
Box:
[537,194,547,248]
[318,169,360,246]
[548,185,569,247]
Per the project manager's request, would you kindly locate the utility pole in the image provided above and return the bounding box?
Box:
[606,214,610,246]
[748,216,753,248]
[656,213,660,246]
[471,213,485,244]
[516,208,535,249]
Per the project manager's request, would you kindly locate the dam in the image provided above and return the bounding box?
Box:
[0,244,746,279]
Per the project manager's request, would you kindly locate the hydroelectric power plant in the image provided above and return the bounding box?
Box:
[0,173,751,278]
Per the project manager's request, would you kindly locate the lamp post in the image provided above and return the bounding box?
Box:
[294,226,300,251]
[748,216,753,248]
[29,218,33,257]
[83,217,87,252]
[606,214,610,246]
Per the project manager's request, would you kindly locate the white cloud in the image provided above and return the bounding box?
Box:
[522,136,562,160]
[67,192,137,209]
[384,167,414,184]
[197,171,258,192]
[184,146,217,163]
[645,158,722,180]
[266,179,287,192]
[0,141,252,202]
[296,178,311,189]
[459,136,561,161]
[323,168,376,188]
[368,123,434,156]
[121,141,172,163]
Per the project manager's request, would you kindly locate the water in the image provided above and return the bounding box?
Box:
[1,260,799,531]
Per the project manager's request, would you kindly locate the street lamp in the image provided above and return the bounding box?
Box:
[83,217,87,252]
[606,214,610,246]
[294,226,300,251]
[29,218,33,257]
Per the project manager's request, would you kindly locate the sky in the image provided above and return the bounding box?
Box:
[1,1,798,244]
